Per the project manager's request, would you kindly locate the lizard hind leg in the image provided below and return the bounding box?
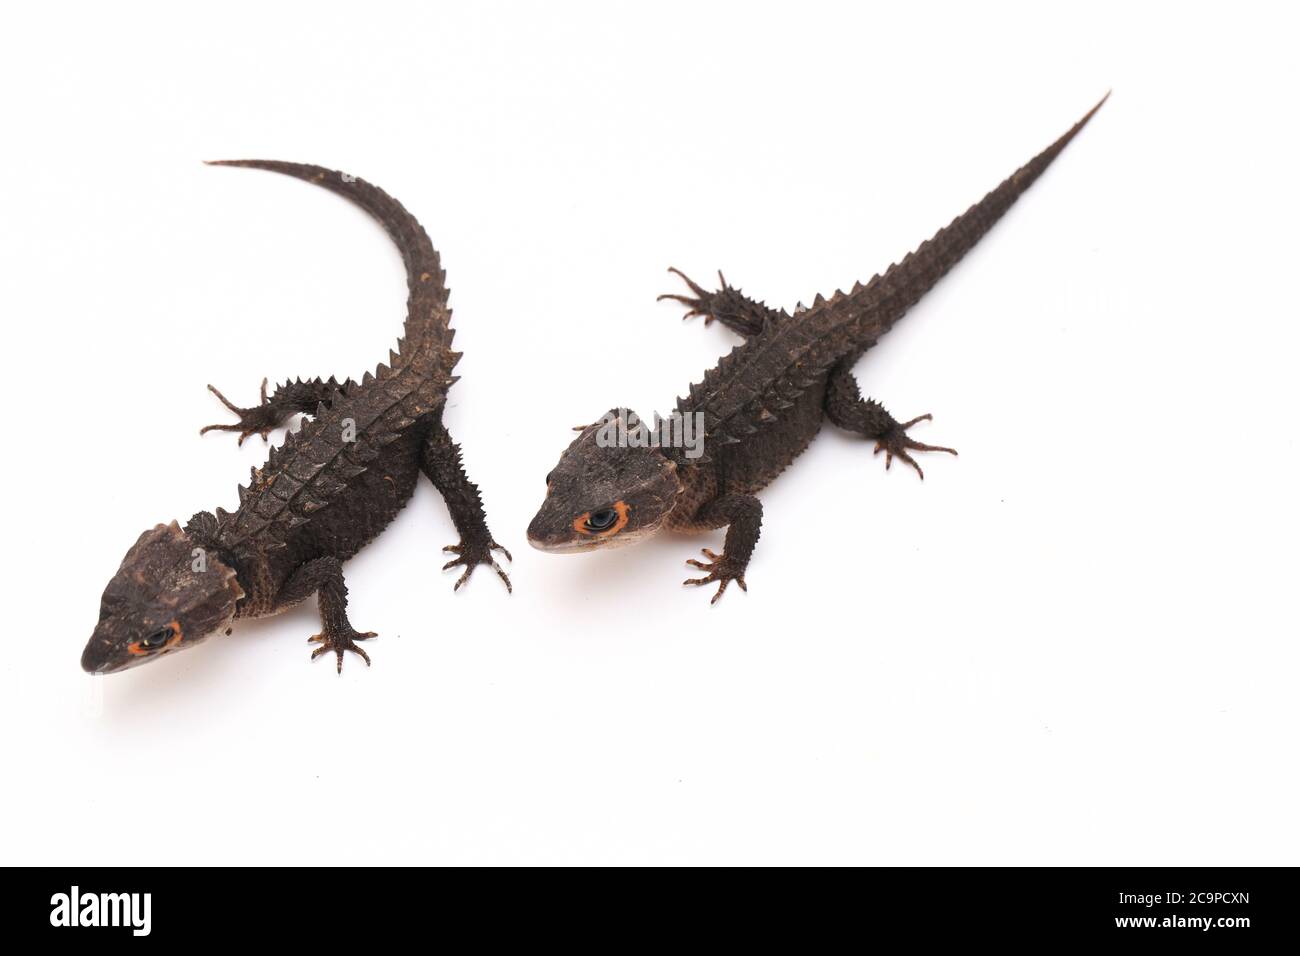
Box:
[824,362,957,480]
[200,376,353,446]
[200,377,279,446]
[657,267,716,321]
[657,267,772,338]
[873,413,958,479]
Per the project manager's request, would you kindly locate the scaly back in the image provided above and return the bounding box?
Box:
[195,162,462,551]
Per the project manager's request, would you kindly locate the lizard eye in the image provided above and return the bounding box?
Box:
[140,626,174,650]
[585,508,618,532]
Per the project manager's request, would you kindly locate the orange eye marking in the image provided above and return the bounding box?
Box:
[127,620,183,656]
[573,500,629,537]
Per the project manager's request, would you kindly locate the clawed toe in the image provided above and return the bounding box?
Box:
[873,414,958,479]
[442,540,513,593]
[309,628,376,673]
[200,378,279,445]
[684,548,721,571]
[658,267,725,324]
[682,548,747,605]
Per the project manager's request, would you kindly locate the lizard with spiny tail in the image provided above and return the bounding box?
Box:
[528,95,1107,603]
[82,162,509,675]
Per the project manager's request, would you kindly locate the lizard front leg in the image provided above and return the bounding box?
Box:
[683,493,763,604]
[824,360,957,479]
[657,268,778,338]
[276,556,376,673]
[421,417,512,593]
[200,376,355,445]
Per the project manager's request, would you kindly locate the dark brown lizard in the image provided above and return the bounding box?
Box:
[82,162,508,675]
[527,96,1107,602]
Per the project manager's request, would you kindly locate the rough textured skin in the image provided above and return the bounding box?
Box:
[529,96,1107,603]
[82,162,507,676]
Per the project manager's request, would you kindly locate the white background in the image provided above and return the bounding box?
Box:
[2,1,1296,866]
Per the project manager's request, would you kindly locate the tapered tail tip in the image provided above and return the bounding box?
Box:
[1084,90,1112,122]
[1051,91,1112,153]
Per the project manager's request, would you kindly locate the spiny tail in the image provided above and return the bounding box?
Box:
[679,95,1109,445]
[204,160,453,362]
[848,92,1109,342]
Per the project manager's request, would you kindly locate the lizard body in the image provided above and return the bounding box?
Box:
[82,162,508,674]
[528,96,1107,601]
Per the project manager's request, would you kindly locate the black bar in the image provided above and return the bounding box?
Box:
[7,866,1291,944]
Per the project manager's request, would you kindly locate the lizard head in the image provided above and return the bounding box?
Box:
[81,521,244,674]
[528,409,683,554]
